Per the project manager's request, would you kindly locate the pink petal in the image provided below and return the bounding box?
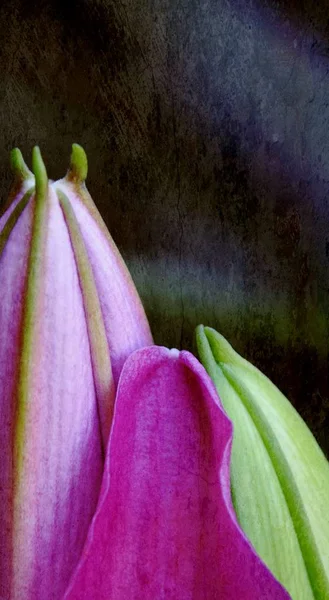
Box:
[0,179,34,229]
[0,188,103,599]
[65,346,290,600]
[55,179,153,386]
[0,197,34,599]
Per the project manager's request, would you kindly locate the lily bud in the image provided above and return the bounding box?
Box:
[0,146,152,600]
[196,325,329,600]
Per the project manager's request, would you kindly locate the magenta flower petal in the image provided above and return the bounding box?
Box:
[65,346,290,600]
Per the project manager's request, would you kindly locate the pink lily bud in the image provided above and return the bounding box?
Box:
[0,146,152,600]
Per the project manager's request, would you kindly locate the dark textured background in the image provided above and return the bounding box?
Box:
[0,0,328,454]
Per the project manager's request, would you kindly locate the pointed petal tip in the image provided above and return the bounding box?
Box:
[10,148,33,181]
[197,325,241,366]
[67,143,88,183]
[195,324,206,345]
[32,146,48,198]
[196,324,219,341]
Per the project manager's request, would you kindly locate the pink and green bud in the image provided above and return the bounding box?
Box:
[196,325,329,600]
[0,145,152,600]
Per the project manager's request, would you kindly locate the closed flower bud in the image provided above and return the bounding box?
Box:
[0,145,152,600]
[196,325,329,600]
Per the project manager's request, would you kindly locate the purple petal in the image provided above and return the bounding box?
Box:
[65,346,290,600]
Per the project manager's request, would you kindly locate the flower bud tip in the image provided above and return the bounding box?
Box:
[32,146,48,200]
[10,148,33,181]
[67,143,88,183]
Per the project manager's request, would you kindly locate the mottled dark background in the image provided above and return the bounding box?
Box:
[0,0,328,453]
